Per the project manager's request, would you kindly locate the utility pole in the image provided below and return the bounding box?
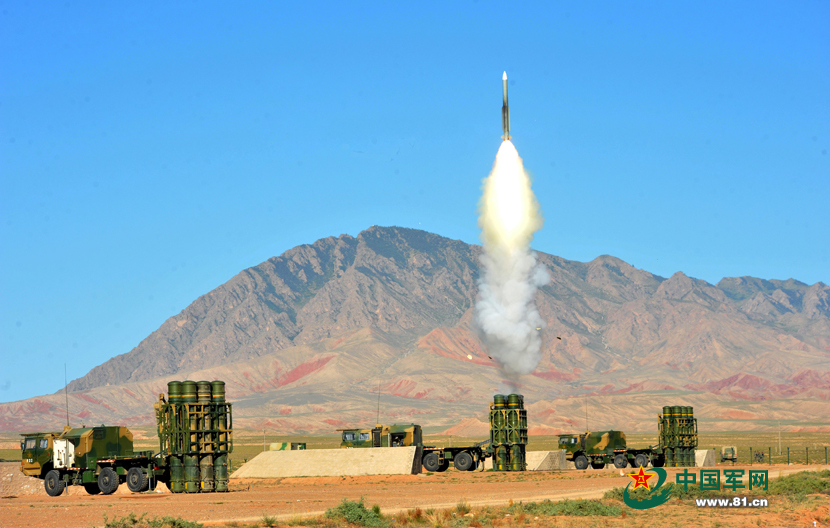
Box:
[778,421,782,455]
[585,397,588,432]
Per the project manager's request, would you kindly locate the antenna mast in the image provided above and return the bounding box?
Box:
[376,378,382,426]
[64,364,70,427]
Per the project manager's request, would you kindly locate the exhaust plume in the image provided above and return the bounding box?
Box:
[475,140,548,378]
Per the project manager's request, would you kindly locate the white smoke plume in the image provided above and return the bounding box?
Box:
[475,140,549,378]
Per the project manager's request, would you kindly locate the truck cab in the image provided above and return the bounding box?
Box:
[20,431,61,477]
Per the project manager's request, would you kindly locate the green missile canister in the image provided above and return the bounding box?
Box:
[169,455,185,493]
[168,381,183,404]
[211,381,226,402]
[197,381,212,404]
[214,454,229,492]
[182,381,198,403]
[200,455,214,492]
[184,455,200,493]
[495,445,508,471]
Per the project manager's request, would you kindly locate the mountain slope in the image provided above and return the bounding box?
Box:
[3,226,828,433]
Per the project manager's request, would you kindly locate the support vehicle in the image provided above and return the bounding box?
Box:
[21,425,166,496]
[338,423,492,472]
[557,430,665,470]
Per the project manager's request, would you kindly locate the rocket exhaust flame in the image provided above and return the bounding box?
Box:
[475,137,548,379]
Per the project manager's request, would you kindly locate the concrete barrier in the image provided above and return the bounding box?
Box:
[526,450,567,471]
[695,449,716,467]
[231,447,422,478]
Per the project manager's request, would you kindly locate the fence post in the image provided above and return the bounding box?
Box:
[825,446,827,465]
[768,447,771,465]
[787,447,790,465]
[750,446,753,466]
[807,447,809,465]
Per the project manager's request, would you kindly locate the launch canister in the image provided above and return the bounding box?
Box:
[501,71,510,141]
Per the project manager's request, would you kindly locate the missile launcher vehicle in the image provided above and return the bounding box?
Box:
[558,405,699,470]
[21,379,234,496]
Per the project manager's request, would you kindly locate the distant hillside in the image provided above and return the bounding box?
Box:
[2,226,828,433]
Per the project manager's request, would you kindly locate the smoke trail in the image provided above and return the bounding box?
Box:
[475,140,548,378]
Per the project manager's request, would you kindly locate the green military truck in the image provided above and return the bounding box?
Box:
[340,424,423,448]
[558,430,664,470]
[339,423,492,472]
[721,446,738,464]
[20,425,166,496]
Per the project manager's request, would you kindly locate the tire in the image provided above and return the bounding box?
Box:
[574,455,589,470]
[453,451,474,472]
[613,454,628,469]
[98,467,119,495]
[438,460,449,472]
[44,470,65,497]
[423,452,442,472]
[126,467,147,493]
[590,461,606,470]
[84,483,101,495]
[634,454,649,468]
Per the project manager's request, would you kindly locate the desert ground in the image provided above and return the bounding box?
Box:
[2,462,829,527]
[1,433,828,527]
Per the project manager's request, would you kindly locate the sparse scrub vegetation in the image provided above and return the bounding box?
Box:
[508,499,622,517]
[102,513,203,528]
[324,497,387,527]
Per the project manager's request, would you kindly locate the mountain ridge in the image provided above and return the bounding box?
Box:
[3,225,827,433]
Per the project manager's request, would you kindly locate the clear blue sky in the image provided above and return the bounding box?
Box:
[1,1,828,403]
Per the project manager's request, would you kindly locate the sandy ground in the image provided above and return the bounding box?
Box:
[0,463,826,528]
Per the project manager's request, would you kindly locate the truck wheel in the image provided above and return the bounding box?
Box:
[590,461,606,469]
[98,467,119,495]
[453,451,474,471]
[44,470,65,497]
[84,483,101,495]
[574,455,589,470]
[634,454,649,468]
[613,454,628,469]
[438,460,449,472]
[423,453,442,472]
[126,467,147,493]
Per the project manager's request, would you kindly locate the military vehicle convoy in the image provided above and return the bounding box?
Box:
[339,394,528,472]
[558,405,699,470]
[20,380,233,496]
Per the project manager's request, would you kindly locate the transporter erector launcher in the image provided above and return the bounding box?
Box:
[501,71,511,141]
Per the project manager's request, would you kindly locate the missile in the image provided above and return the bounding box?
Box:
[501,71,510,141]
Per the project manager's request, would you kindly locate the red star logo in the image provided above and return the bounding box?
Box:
[628,465,654,490]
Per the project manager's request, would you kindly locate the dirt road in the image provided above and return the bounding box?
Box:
[0,463,823,528]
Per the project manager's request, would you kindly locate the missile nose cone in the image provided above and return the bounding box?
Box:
[503,71,507,80]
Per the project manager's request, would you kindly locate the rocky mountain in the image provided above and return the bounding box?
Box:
[2,226,828,433]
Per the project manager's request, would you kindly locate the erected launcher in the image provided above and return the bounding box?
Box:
[155,380,234,493]
[489,394,527,471]
[658,405,697,467]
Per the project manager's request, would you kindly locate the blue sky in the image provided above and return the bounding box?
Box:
[1,1,828,403]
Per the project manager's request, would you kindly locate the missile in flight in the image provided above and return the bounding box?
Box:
[501,71,510,141]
